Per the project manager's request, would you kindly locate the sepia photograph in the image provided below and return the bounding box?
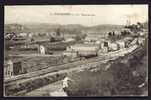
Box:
[4,5,148,97]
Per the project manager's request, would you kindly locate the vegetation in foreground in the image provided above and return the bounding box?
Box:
[64,44,147,96]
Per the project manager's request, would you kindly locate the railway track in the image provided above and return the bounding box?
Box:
[5,44,141,86]
[5,56,118,96]
[4,55,117,86]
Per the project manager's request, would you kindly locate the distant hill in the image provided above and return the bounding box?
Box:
[4,23,124,35]
[4,24,25,33]
[83,24,124,34]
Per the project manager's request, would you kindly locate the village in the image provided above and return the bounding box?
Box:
[3,21,148,96]
[4,22,147,77]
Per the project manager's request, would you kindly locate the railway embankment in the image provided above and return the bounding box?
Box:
[64,45,147,96]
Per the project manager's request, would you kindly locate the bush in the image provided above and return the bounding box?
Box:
[65,69,114,96]
[64,45,147,96]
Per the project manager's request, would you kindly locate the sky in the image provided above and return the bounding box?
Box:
[5,5,148,26]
